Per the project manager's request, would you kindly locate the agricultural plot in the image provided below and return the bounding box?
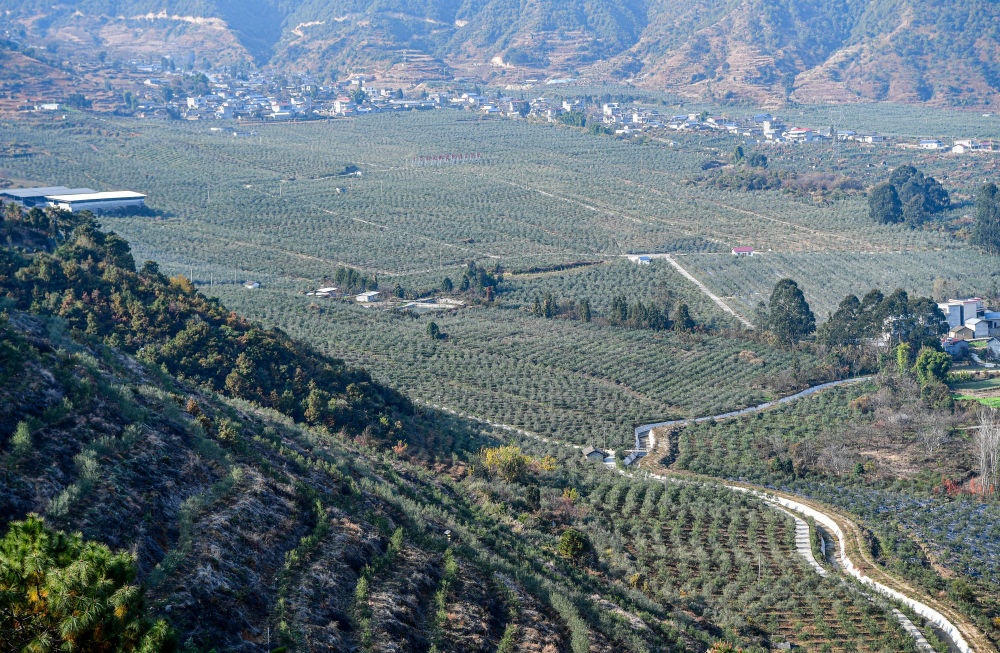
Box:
[657,383,1000,643]
[684,250,1000,318]
[571,474,925,651]
[209,283,812,449]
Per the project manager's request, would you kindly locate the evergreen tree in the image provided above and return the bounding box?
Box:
[868,183,903,224]
[972,183,1000,255]
[0,515,175,652]
[766,279,815,344]
[580,298,591,323]
[673,303,694,332]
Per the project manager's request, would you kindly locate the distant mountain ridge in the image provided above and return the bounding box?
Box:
[4,0,1000,106]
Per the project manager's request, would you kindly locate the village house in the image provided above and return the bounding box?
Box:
[356,290,381,303]
[732,246,754,257]
[942,337,969,357]
[948,325,974,341]
[582,445,606,462]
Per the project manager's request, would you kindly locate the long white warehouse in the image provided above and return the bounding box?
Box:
[45,191,147,213]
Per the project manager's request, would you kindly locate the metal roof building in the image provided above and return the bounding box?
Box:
[0,186,95,207]
[45,191,146,213]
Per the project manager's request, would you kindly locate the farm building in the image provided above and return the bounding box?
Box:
[46,191,146,213]
[636,256,651,265]
[0,186,95,207]
[732,246,754,257]
[243,281,260,289]
[355,290,380,302]
[948,325,974,341]
[966,318,990,339]
[938,298,984,329]
[308,286,338,298]
[582,445,606,461]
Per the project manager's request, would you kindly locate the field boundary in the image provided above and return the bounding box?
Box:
[659,254,753,328]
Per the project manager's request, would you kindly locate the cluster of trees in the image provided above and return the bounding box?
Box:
[558,111,587,127]
[868,165,949,226]
[1,201,96,241]
[758,280,946,353]
[818,288,946,350]
[609,295,693,331]
[331,266,378,293]
[732,145,767,168]
[476,445,554,483]
[447,260,502,299]
[0,514,174,651]
[971,182,1000,255]
[895,341,953,408]
[527,292,696,332]
[1,219,412,438]
[530,292,591,322]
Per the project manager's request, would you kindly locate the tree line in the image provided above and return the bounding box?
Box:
[756,278,946,353]
[529,291,695,332]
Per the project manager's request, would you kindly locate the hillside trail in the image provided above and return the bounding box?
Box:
[422,375,990,653]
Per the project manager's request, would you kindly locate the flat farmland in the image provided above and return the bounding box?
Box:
[3,109,998,444]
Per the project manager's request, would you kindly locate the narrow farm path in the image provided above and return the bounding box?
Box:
[420,375,987,652]
[634,380,987,653]
[659,254,754,328]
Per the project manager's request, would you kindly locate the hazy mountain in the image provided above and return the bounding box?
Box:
[3,0,999,105]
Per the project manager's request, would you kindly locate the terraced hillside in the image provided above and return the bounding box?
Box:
[4,0,1000,106]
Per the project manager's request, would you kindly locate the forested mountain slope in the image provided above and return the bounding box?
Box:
[3,0,1000,106]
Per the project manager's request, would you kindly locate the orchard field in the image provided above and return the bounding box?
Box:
[1,108,999,445]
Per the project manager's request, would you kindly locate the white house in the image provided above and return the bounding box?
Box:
[636,256,651,265]
[356,290,380,302]
[919,140,944,150]
[966,318,990,339]
[732,246,754,257]
[938,298,983,329]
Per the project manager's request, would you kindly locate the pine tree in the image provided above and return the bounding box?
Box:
[674,303,694,332]
[0,515,174,651]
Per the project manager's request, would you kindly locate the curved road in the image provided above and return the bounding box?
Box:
[632,376,982,653]
[423,376,986,652]
[633,376,871,450]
